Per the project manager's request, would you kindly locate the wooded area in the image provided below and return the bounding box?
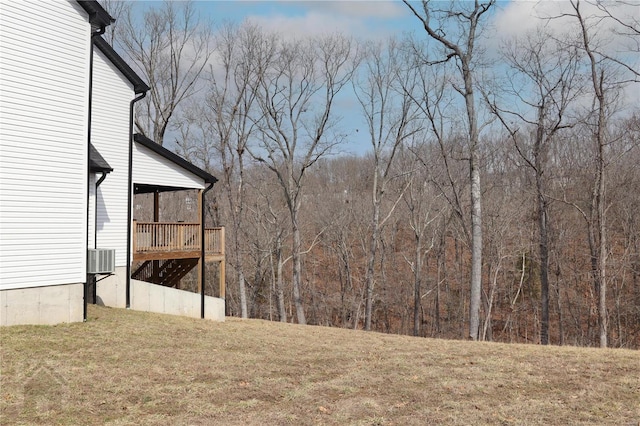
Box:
[104,0,640,348]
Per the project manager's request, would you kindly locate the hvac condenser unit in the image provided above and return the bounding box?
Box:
[87,249,115,274]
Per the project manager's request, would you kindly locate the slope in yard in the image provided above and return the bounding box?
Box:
[1,305,639,425]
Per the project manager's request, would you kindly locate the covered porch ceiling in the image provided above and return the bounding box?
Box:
[134,183,196,194]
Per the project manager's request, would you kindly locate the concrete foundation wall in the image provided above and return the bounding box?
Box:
[95,266,127,308]
[94,267,224,321]
[0,274,224,326]
[0,283,84,326]
[131,279,224,321]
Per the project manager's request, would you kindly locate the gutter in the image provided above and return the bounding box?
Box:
[201,182,215,319]
[126,91,147,308]
[85,25,106,322]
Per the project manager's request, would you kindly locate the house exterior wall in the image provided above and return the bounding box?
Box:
[91,48,135,267]
[133,143,205,190]
[88,173,97,249]
[0,1,90,293]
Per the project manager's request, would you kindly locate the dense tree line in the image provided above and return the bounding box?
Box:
[105,0,640,348]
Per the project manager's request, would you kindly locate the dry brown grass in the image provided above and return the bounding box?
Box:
[1,305,639,425]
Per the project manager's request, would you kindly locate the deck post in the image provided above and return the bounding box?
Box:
[200,184,214,319]
[219,260,225,300]
[219,227,225,299]
[152,192,160,284]
[197,189,203,295]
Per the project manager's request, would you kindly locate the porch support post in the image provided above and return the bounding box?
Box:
[199,188,205,319]
[200,183,214,319]
[153,192,159,221]
[197,189,203,295]
[153,192,160,283]
[219,227,226,300]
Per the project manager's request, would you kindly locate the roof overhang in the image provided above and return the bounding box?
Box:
[134,134,218,185]
[93,36,149,94]
[89,143,113,173]
[77,1,114,31]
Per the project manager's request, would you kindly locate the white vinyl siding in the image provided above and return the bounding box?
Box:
[88,173,97,249]
[0,1,90,290]
[91,48,134,267]
[133,144,205,190]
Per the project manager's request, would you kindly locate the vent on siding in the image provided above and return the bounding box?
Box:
[87,249,115,274]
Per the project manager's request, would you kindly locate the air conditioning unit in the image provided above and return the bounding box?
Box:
[87,249,115,274]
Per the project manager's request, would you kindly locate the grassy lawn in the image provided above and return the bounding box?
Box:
[1,305,639,425]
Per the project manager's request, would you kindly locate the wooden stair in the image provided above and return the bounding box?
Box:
[132,258,199,288]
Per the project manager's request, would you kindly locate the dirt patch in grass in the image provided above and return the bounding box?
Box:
[1,305,639,425]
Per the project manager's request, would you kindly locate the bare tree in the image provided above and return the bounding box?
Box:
[592,1,640,80]
[398,141,441,336]
[487,28,582,344]
[402,50,473,338]
[569,0,619,347]
[116,1,214,145]
[97,0,130,45]
[246,170,290,322]
[353,39,422,331]
[248,34,356,325]
[404,0,496,340]
[205,23,272,318]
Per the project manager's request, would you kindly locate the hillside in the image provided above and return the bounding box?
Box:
[1,306,638,425]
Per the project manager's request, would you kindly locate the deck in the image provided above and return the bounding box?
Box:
[132,222,225,262]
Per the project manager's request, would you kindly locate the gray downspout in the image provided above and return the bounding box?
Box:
[201,182,214,319]
[126,93,146,308]
[85,25,106,322]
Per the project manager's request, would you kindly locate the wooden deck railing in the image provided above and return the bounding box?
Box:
[133,222,224,258]
[205,227,225,256]
[132,222,226,299]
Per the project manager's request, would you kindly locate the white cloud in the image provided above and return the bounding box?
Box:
[246,11,365,38]
[241,1,410,41]
[303,1,408,19]
[493,0,639,47]
[490,1,639,112]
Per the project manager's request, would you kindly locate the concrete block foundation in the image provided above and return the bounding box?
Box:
[0,283,84,326]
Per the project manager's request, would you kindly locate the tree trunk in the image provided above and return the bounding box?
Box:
[435,229,445,335]
[597,127,607,348]
[555,267,565,345]
[291,210,306,325]
[536,159,550,345]
[238,270,248,318]
[275,236,286,322]
[364,201,381,331]
[573,0,608,348]
[464,56,482,341]
[469,149,483,340]
[413,233,422,336]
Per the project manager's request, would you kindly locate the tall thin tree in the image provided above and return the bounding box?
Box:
[487,28,582,344]
[404,0,496,340]
[354,39,422,331]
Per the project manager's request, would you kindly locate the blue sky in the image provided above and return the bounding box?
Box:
[128,1,426,154]
[127,1,639,155]
[133,1,425,43]
[204,1,417,36]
